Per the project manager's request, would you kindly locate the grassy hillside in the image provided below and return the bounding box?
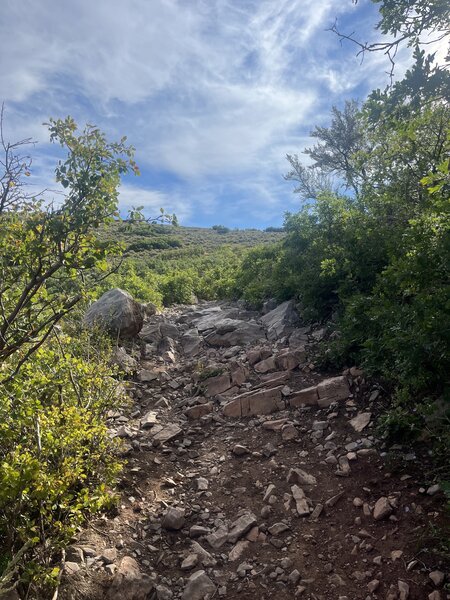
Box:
[95,221,284,306]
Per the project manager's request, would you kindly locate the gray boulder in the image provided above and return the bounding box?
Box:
[84,289,144,338]
[205,319,265,347]
[261,300,299,340]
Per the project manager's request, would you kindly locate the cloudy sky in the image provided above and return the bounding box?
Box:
[1,0,414,228]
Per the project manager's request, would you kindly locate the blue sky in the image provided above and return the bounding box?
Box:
[1,0,418,228]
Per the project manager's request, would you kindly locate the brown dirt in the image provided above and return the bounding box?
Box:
[61,303,449,600]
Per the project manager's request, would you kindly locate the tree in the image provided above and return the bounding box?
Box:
[330,0,450,81]
[285,100,370,200]
[0,113,138,380]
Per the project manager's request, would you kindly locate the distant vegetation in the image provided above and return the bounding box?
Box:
[95,222,284,306]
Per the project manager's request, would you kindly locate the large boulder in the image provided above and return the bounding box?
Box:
[261,300,299,340]
[84,289,144,338]
[205,319,265,347]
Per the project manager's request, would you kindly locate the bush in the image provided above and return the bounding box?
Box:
[0,328,124,595]
[212,224,230,234]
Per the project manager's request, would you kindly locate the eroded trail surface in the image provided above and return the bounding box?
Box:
[62,301,448,600]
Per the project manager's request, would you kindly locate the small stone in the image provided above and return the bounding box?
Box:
[228,540,250,561]
[289,569,301,585]
[156,585,173,600]
[206,526,228,549]
[162,507,185,530]
[268,522,290,535]
[232,444,250,456]
[140,410,158,429]
[181,554,199,571]
[182,570,215,600]
[373,497,393,520]
[349,412,371,432]
[189,525,210,538]
[367,580,380,593]
[325,491,345,507]
[429,570,445,586]
[428,592,441,600]
[281,424,299,441]
[391,550,403,561]
[228,512,257,544]
[291,485,310,517]
[287,468,317,486]
[105,564,117,576]
[64,562,80,575]
[99,548,118,564]
[427,484,440,496]
[197,477,209,491]
[398,580,410,600]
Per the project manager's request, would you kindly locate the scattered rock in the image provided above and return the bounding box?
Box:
[429,570,445,586]
[152,423,182,446]
[287,468,317,486]
[185,403,213,420]
[373,497,393,521]
[232,444,250,456]
[349,412,372,432]
[182,570,215,600]
[228,512,257,543]
[106,556,154,600]
[162,507,185,530]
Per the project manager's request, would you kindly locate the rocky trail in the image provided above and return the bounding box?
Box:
[61,299,448,600]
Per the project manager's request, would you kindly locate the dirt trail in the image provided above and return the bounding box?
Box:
[61,301,448,600]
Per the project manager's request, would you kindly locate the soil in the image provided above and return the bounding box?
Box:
[60,301,449,600]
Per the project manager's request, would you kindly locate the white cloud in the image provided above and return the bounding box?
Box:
[2,0,422,226]
[118,184,193,222]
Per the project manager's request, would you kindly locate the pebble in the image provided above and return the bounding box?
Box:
[429,570,445,586]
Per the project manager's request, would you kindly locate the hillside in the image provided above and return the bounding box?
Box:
[93,223,285,307]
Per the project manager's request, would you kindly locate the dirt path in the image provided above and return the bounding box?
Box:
[61,301,448,600]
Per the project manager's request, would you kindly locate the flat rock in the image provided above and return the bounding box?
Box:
[316,376,350,407]
[349,412,372,432]
[223,386,284,418]
[289,386,318,407]
[185,403,213,420]
[204,372,232,396]
[287,468,317,486]
[228,512,257,544]
[152,423,182,446]
[205,319,265,347]
[182,570,216,600]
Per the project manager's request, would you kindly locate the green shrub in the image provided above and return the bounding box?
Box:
[0,329,123,595]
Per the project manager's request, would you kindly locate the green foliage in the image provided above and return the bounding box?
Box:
[0,116,137,378]
[0,329,123,594]
[212,224,230,234]
[235,70,449,406]
[0,116,134,595]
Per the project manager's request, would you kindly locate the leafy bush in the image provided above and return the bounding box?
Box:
[0,328,123,595]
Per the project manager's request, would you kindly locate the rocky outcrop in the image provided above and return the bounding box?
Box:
[84,288,145,338]
[205,318,265,347]
[261,300,299,340]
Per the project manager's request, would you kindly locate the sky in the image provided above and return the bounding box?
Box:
[0,0,419,228]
